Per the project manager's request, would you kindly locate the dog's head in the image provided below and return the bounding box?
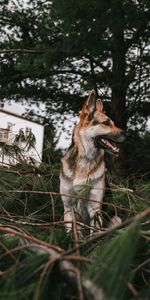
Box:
[78,90,126,155]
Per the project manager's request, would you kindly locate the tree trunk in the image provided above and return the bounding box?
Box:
[110,0,127,131]
[110,1,128,174]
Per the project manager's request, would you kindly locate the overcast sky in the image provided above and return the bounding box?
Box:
[3,100,150,151]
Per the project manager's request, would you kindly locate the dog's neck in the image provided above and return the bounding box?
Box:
[61,133,105,184]
[74,124,104,162]
[79,135,102,161]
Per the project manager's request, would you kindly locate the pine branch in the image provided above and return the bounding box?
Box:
[0,226,63,253]
[0,48,45,54]
[65,208,150,256]
[125,21,149,50]
[72,208,84,300]
[0,226,106,300]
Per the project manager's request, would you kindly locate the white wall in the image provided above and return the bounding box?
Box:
[0,110,44,164]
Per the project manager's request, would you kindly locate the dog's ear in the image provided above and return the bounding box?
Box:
[96,99,104,112]
[80,90,96,119]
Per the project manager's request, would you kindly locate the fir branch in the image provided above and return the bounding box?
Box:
[0,227,106,300]
[65,208,150,256]
[0,48,45,54]
[0,189,133,212]
[0,226,63,253]
[72,208,84,300]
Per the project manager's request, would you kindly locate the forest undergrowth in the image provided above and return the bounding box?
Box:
[0,161,150,300]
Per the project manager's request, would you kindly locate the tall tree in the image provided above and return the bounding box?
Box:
[0,0,149,130]
[52,0,150,129]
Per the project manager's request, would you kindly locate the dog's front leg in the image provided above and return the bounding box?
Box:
[63,203,73,232]
[60,175,74,233]
[88,187,104,234]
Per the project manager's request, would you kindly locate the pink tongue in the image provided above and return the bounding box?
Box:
[101,138,119,152]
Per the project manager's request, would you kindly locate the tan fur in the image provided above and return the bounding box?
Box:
[60,90,126,234]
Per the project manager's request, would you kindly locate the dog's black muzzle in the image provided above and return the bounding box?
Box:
[94,130,127,154]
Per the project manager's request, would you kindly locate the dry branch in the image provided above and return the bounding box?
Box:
[65,208,150,256]
[0,189,133,213]
[0,226,106,300]
[0,226,63,253]
[72,208,84,300]
[0,49,45,54]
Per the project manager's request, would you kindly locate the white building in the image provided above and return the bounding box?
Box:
[0,109,44,166]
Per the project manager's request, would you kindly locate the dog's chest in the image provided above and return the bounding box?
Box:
[61,151,105,191]
[73,158,105,186]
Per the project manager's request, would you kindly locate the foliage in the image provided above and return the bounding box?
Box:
[42,121,62,164]
[0,1,150,297]
[14,128,36,151]
[0,157,150,300]
[0,128,37,165]
[126,131,150,177]
[104,130,150,179]
[0,0,149,130]
[87,222,141,300]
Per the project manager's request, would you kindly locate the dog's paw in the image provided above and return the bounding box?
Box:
[108,215,122,228]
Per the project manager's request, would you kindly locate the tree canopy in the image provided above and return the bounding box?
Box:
[0,0,149,130]
[0,3,150,299]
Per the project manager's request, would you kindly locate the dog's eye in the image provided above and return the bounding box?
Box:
[102,119,110,126]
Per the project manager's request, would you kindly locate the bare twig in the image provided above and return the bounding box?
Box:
[50,193,55,224]
[65,208,150,256]
[72,208,85,300]
[0,241,17,263]
[1,227,106,300]
[127,283,138,297]
[0,226,63,253]
[34,257,57,300]
[0,48,45,54]
[0,189,133,213]
[133,258,150,273]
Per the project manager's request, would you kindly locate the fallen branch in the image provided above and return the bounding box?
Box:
[0,189,132,212]
[0,227,106,300]
[0,226,63,253]
[0,48,45,54]
[72,208,84,300]
[65,208,150,256]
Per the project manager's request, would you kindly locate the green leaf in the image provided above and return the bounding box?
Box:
[87,222,141,300]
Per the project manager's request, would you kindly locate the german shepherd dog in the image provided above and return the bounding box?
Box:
[60,90,126,234]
